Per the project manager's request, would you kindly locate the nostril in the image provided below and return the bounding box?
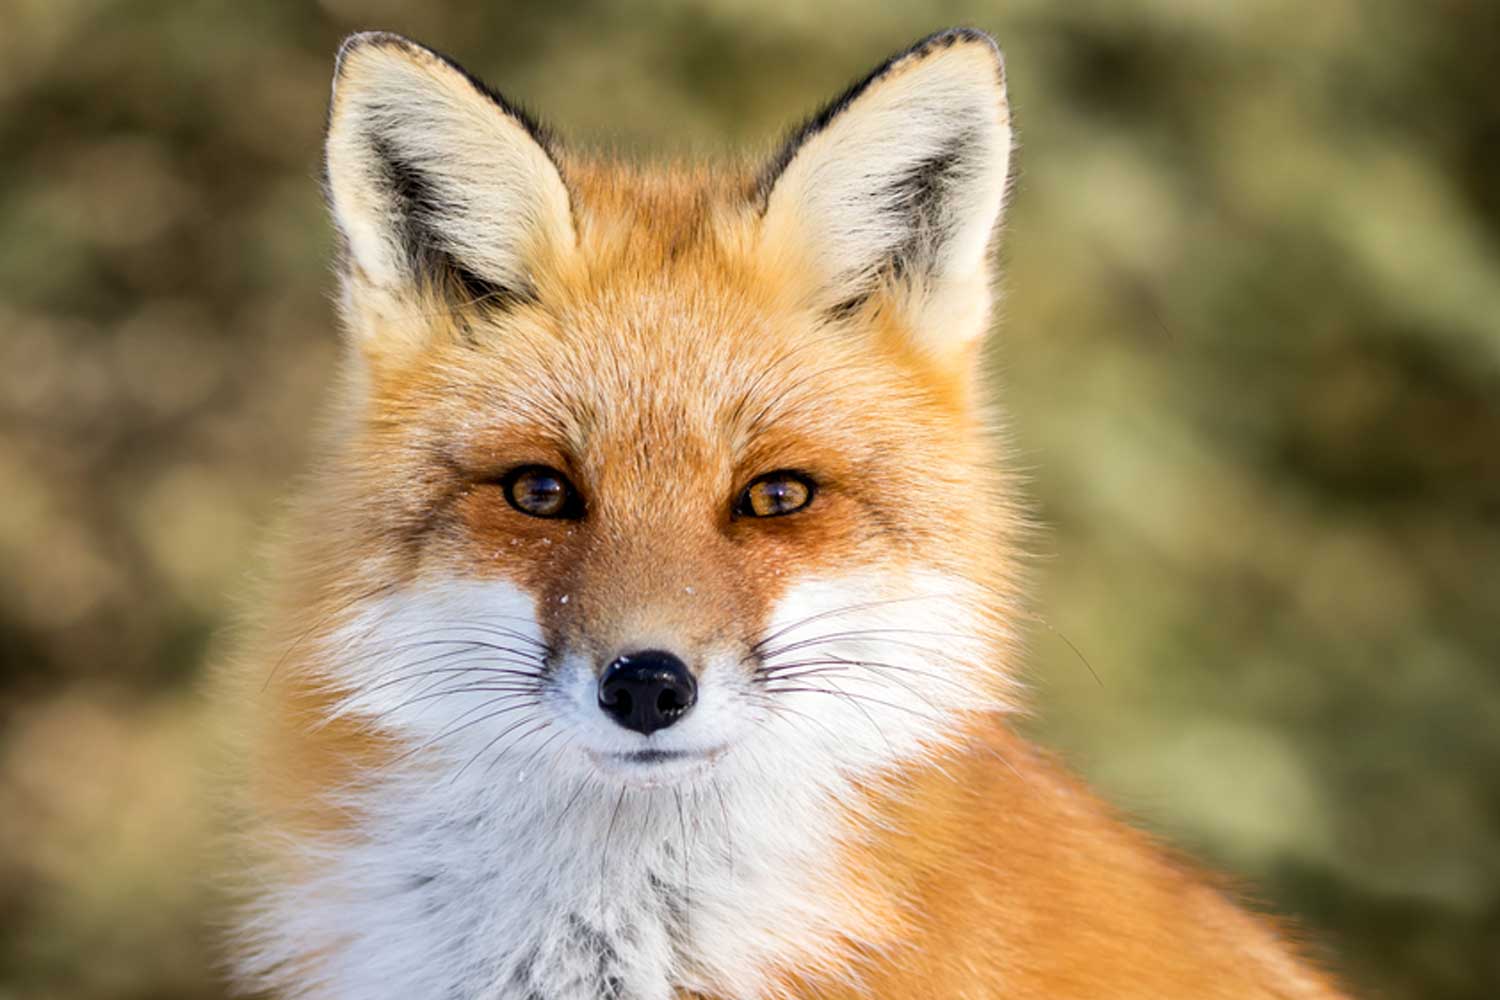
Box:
[597,649,697,736]
[656,680,695,724]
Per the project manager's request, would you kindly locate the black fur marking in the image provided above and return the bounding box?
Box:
[507,950,544,1000]
[753,27,1001,207]
[449,260,534,314]
[814,128,976,320]
[565,914,629,999]
[367,132,539,310]
[826,293,871,321]
[884,131,971,279]
[647,872,690,942]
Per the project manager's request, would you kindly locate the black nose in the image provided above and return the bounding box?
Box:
[597,650,697,735]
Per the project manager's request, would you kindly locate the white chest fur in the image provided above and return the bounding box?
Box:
[237,574,996,999]
[243,754,867,1000]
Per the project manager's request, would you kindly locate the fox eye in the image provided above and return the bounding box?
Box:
[502,466,580,519]
[736,471,815,518]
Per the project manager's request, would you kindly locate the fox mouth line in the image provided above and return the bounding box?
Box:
[616,749,694,764]
[585,744,730,771]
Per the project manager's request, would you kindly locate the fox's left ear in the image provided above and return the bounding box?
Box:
[757,29,1012,366]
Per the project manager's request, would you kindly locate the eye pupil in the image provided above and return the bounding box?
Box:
[504,467,576,518]
[739,471,814,518]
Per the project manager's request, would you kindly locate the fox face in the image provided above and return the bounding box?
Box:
[319,28,1018,783]
[243,28,1022,1000]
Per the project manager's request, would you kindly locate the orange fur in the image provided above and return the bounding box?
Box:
[770,720,1346,998]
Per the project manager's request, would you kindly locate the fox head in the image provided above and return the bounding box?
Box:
[298,28,1019,801]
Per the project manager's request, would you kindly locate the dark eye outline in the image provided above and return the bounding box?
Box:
[734,470,817,519]
[500,465,584,520]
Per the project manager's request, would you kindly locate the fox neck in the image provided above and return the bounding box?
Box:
[244,716,951,1000]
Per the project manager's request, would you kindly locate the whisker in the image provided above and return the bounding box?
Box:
[357,639,544,683]
[756,627,975,664]
[321,622,551,692]
[757,653,960,687]
[384,696,543,768]
[978,735,1035,791]
[450,715,551,783]
[599,788,629,915]
[400,659,544,716]
[759,660,955,718]
[753,664,855,686]
[555,773,593,827]
[382,657,542,701]
[375,681,546,719]
[478,720,563,779]
[311,613,538,675]
[754,696,847,748]
[340,659,545,707]
[262,580,399,690]
[749,594,951,654]
[765,678,897,754]
[1027,614,1104,688]
[374,638,548,665]
[504,724,572,779]
[710,777,735,880]
[755,654,973,701]
[674,787,690,904]
[347,694,543,785]
[382,621,552,652]
[757,683,944,725]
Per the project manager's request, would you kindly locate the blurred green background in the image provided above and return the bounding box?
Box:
[2,1,1497,997]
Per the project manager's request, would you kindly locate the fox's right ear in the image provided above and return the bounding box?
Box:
[325,33,573,324]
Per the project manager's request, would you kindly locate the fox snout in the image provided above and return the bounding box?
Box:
[596,649,698,735]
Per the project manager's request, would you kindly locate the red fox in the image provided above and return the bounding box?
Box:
[228,27,1350,999]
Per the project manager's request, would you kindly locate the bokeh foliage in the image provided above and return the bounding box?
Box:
[1,1,1497,997]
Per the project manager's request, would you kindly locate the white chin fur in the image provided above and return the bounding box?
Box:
[236,571,1003,1000]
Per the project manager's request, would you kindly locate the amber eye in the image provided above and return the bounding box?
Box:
[736,470,816,518]
[502,466,580,519]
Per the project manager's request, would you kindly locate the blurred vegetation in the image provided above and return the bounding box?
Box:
[1,1,1497,997]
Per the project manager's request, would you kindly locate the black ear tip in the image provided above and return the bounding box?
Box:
[924,26,996,46]
[907,26,1005,76]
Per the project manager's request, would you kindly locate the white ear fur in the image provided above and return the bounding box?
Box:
[759,29,1012,359]
[325,33,574,303]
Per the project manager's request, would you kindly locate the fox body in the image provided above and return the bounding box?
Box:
[229,28,1347,1000]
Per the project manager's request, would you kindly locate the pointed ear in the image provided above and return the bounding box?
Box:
[757,29,1012,364]
[325,32,574,311]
